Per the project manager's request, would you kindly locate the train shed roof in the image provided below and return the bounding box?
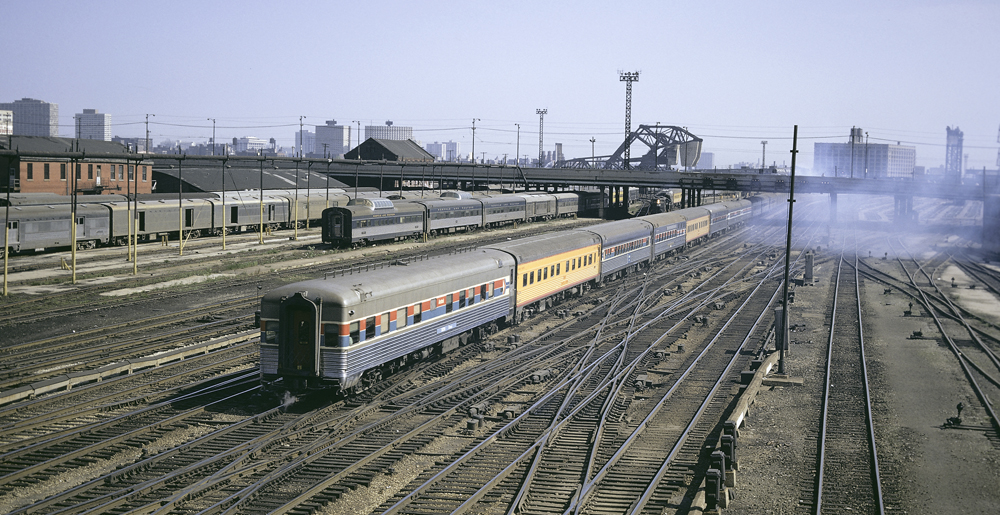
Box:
[152,160,351,193]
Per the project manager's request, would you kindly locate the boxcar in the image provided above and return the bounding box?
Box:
[259,249,516,392]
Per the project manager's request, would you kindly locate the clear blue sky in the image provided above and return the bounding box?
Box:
[3,0,998,171]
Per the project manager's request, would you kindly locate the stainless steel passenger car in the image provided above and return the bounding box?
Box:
[518,193,557,221]
[1,203,109,251]
[479,194,527,228]
[412,198,483,235]
[259,250,516,392]
[322,198,425,246]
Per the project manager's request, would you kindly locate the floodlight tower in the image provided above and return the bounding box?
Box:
[536,109,547,167]
[619,71,639,169]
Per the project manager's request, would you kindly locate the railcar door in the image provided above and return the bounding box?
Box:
[278,292,320,377]
[330,211,345,239]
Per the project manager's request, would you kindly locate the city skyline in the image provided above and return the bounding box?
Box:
[3,0,997,171]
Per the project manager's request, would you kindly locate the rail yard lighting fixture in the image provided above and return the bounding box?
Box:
[208,118,216,155]
[619,71,639,170]
[536,109,547,167]
[352,120,361,152]
[259,152,265,244]
[761,140,767,174]
[590,137,596,168]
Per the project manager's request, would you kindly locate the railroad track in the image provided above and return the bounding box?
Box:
[0,209,824,514]
[811,237,885,514]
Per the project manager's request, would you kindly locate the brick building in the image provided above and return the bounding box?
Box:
[1,136,153,196]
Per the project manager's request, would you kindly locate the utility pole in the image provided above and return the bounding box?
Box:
[865,131,869,179]
[761,140,767,173]
[471,119,480,164]
[515,124,521,168]
[590,137,596,167]
[352,120,361,151]
[536,109,547,167]
[619,71,639,169]
[208,118,216,155]
[299,116,306,158]
[779,125,799,375]
[145,114,155,153]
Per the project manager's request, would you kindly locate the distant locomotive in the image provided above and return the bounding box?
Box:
[259,195,779,395]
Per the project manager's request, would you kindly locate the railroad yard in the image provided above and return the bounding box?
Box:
[1,193,997,514]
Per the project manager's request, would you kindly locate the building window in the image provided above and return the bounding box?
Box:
[142,165,147,181]
[44,163,50,180]
[76,163,81,180]
[60,163,66,180]
[26,163,32,180]
[128,165,134,181]
[119,165,124,180]
[96,165,101,179]
[88,164,93,180]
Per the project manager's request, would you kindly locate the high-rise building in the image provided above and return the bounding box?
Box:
[813,127,915,179]
[75,109,111,141]
[699,152,715,170]
[0,98,59,137]
[235,136,268,153]
[0,110,12,136]
[365,121,413,141]
[314,120,351,157]
[295,130,315,156]
[945,126,964,183]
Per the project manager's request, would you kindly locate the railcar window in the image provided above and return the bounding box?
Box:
[397,308,407,329]
[523,273,528,287]
[381,314,389,335]
[350,322,360,344]
[446,294,454,313]
[543,267,548,280]
[556,263,561,275]
[459,290,466,308]
[365,316,376,339]
[530,271,535,284]
[265,325,278,344]
[414,304,422,324]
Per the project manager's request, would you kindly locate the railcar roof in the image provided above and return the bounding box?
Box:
[485,230,600,263]
[262,249,512,308]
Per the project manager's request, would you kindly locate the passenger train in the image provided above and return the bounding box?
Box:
[259,194,780,394]
[321,191,602,247]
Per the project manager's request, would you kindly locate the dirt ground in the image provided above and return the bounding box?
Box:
[726,233,1000,514]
